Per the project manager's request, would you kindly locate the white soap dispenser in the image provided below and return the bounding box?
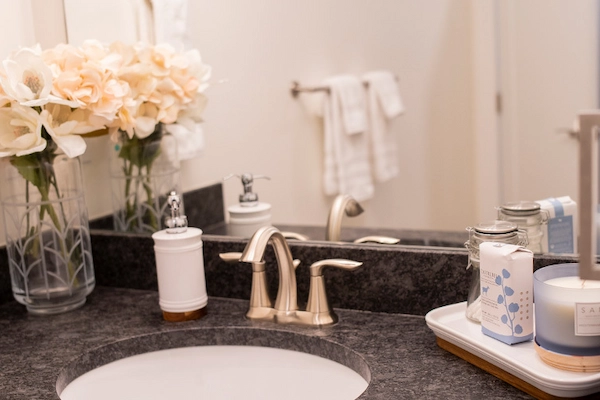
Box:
[224,173,272,238]
[152,191,208,322]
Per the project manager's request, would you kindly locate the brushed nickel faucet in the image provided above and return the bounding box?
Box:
[326,194,400,245]
[220,226,362,326]
[241,226,298,317]
[326,194,364,242]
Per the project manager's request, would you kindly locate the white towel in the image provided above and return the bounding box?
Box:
[151,0,190,50]
[363,71,404,182]
[332,76,368,135]
[131,0,156,44]
[322,75,374,201]
[131,0,190,49]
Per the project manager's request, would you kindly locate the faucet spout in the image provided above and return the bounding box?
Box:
[240,226,298,313]
[326,194,364,242]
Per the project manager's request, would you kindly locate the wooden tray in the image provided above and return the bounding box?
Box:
[425,302,600,399]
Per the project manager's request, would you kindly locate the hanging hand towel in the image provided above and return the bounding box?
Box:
[151,0,190,50]
[334,76,368,135]
[363,71,404,182]
[131,0,156,44]
[322,75,374,201]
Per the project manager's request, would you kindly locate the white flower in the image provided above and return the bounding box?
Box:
[182,49,211,93]
[0,46,76,107]
[0,103,47,157]
[38,104,104,158]
[130,102,159,139]
[178,94,207,123]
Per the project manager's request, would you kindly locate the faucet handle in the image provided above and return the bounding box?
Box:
[219,252,243,263]
[309,259,362,276]
[220,252,301,268]
[306,259,362,326]
[353,236,400,245]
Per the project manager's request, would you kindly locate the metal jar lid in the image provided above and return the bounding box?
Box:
[473,221,518,235]
[465,220,525,257]
[499,201,541,216]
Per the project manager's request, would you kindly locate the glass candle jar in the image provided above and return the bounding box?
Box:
[534,263,600,357]
[497,201,548,254]
[464,221,528,323]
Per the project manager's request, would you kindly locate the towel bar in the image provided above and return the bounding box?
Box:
[290,76,399,98]
[290,81,330,97]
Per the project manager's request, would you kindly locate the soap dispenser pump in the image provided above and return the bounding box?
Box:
[152,191,208,322]
[224,173,272,238]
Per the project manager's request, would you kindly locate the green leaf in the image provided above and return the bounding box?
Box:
[117,124,163,169]
[10,155,44,188]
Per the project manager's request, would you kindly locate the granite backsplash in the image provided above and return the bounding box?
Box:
[0,180,582,314]
[0,229,577,314]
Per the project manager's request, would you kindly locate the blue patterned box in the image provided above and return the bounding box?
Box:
[479,242,534,345]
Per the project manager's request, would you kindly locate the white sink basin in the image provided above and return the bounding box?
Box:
[59,345,368,400]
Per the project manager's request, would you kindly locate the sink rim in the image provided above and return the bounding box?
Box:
[55,325,371,397]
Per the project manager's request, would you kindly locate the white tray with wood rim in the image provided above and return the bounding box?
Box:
[425,302,600,399]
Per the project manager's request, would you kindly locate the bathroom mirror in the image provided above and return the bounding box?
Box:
[0,0,594,253]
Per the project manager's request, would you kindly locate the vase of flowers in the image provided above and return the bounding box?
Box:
[0,42,131,314]
[106,42,210,233]
[2,149,94,314]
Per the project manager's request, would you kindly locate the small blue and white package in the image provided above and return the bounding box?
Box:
[479,242,533,345]
[535,196,577,254]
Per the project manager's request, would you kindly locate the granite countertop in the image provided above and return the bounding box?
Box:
[0,287,534,400]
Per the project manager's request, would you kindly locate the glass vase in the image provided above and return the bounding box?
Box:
[1,153,95,315]
[109,123,182,234]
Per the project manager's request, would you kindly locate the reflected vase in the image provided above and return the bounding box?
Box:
[1,152,95,315]
[110,123,182,234]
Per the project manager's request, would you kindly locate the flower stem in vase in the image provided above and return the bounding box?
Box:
[11,150,82,288]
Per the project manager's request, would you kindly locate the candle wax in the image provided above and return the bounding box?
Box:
[545,276,600,289]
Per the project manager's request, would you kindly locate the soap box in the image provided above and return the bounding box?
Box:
[479,242,533,345]
[535,196,577,254]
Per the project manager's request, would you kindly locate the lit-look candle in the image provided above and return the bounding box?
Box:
[534,264,600,356]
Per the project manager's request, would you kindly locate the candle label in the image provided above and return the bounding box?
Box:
[547,215,574,253]
[575,302,600,336]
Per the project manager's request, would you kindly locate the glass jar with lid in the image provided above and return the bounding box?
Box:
[464,221,528,323]
[497,201,548,254]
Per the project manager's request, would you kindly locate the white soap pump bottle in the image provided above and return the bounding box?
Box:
[152,191,208,322]
[224,173,272,238]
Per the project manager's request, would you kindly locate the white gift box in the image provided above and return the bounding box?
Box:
[480,242,534,345]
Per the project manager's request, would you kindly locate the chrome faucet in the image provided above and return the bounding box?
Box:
[326,194,364,242]
[221,226,362,326]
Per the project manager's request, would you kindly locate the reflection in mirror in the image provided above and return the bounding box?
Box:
[71,1,597,255]
[90,184,469,249]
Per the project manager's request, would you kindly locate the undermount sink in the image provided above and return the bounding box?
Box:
[56,327,370,400]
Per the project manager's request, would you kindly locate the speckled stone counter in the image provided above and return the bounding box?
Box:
[0,231,584,400]
[0,287,535,400]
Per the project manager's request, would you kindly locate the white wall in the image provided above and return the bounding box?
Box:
[499,0,598,205]
[0,1,35,58]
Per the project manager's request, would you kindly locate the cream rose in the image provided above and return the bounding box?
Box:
[0,103,47,157]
